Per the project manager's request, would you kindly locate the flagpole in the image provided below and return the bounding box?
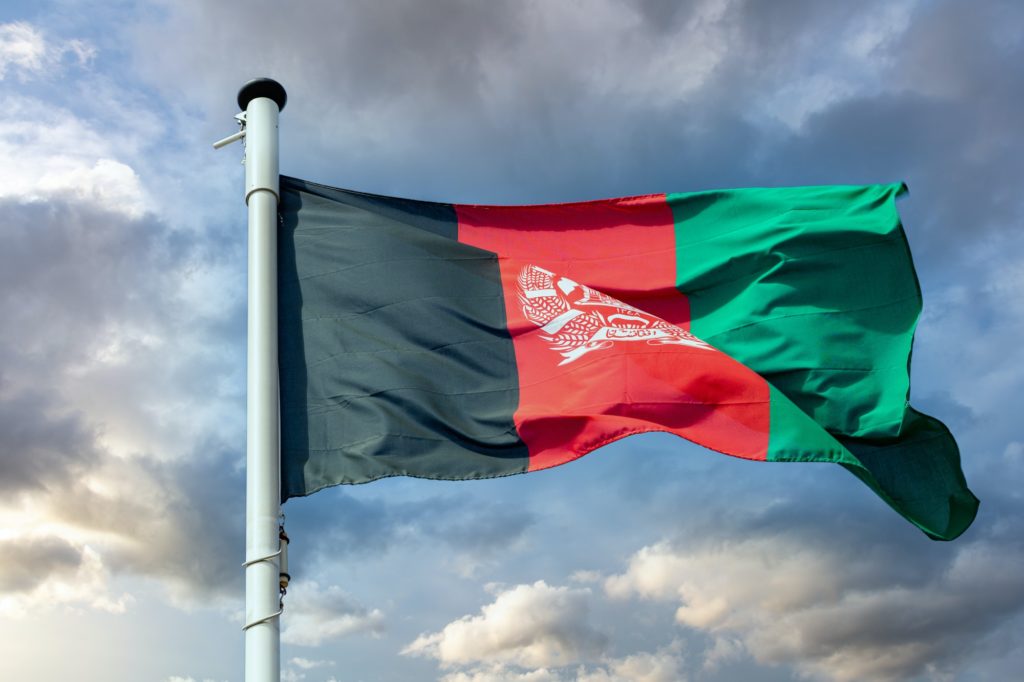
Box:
[238,77,287,682]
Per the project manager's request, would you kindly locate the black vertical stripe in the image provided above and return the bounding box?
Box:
[278,177,528,500]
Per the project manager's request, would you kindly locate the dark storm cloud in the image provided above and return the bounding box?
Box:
[0,391,100,493]
[133,0,526,123]
[38,443,246,598]
[0,194,248,600]
[0,199,192,417]
[0,199,168,494]
[0,200,183,333]
[132,0,1023,257]
[763,90,1023,261]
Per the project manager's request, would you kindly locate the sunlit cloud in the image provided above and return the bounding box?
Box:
[404,581,607,669]
[0,541,131,617]
[606,535,1024,681]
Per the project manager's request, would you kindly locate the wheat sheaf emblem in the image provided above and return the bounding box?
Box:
[516,265,711,365]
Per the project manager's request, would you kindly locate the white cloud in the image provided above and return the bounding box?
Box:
[403,581,607,669]
[605,539,845,628]
[576,645,686,682]
[0,96,147,217]
[605,537,1024,681]
[439,665,568,682]
[281,582,384,646]
[429,646,686,682]
[0,22,93,80]
[0,22,46,77]
[568,570,602,585]
[290,657,334,670]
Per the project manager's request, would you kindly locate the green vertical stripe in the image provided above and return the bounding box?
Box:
[669,184,978,540]
[670,183,915,438]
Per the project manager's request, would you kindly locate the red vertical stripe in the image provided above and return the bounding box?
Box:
[457,195,688,327]
[456,197,769,471]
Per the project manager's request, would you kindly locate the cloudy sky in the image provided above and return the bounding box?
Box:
[1,1,1022,681]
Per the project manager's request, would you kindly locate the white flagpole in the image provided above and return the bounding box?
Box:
[237,78,287,682]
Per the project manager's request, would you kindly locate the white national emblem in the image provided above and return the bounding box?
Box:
[516,264,712,365]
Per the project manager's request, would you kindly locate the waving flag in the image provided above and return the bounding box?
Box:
[276,176,978,541]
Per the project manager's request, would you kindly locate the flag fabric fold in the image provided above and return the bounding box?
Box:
[276,176,978,541]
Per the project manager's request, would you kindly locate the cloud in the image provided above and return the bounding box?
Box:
[289,657,334,670]
[575,645,685,682]
[123,0,1023,266]
[1,4,1020,682]
[0,188,247,605]
[438,665,567,682]
[0,434,244,611]
[281,581,385,646]
[0,535,82,592]
[0,190,239,469]
[0,22,93,81]
[0,22,48,78]
[0,197,244,604]
[700,636,744,671]
[130,0,741,199]
[0,82,247,610]
[46,445,245,601]
[0,543,131,617]
[422,645,686,682]
[605,533,1024,681]
[404,581,607,669]
[911,233,1024,456]
[0,96,148,226]
[0,391,100,495]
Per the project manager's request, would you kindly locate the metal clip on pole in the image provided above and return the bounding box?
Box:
[213,112,248,149]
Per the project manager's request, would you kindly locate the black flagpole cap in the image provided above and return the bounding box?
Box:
[237,78,287,112]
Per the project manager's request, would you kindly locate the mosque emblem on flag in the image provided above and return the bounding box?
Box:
[516,264,712,365]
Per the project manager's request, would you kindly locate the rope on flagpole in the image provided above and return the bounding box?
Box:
[241,520,290,631]
[241,547,282,569]
[242,607,283,631]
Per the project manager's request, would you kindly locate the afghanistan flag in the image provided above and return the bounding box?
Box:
[277,176,978,541]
